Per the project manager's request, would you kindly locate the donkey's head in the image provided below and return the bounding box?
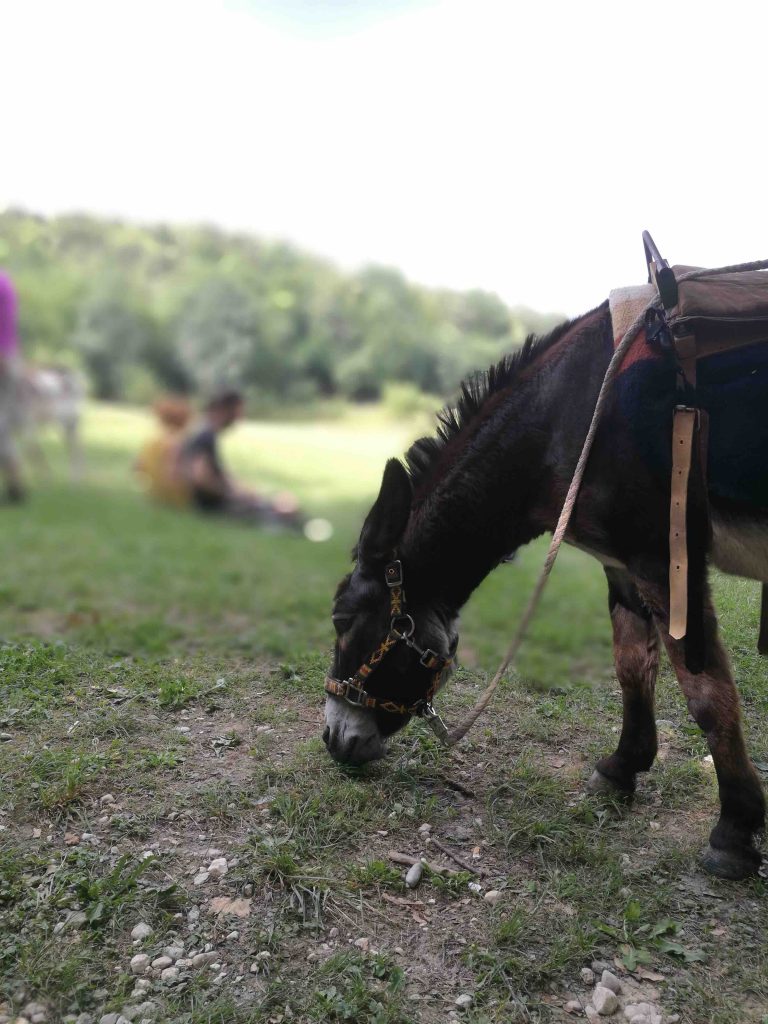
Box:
[323,459,458,765]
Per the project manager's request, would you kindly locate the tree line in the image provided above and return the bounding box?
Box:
[0,209,563,409]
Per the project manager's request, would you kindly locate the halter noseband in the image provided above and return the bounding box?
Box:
[324,559,452,741]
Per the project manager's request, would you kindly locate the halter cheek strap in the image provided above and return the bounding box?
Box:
[324,559,452,730]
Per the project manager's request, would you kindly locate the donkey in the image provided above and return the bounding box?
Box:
[323,302,768,880]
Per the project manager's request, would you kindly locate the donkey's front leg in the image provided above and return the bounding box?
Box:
[588,568,659,796]
[639,579,765,879]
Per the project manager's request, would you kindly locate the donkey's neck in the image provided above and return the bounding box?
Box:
[400,304,612,612]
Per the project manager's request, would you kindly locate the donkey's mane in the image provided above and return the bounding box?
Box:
[404,311,593,495]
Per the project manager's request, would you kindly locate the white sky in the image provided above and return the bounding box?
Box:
[2,0,767,314]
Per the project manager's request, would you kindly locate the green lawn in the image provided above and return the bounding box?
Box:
[0,403,766,1024]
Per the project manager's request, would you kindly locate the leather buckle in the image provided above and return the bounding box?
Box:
[385,560,403,588]
[419,648,439,668]
[343,683,368,707]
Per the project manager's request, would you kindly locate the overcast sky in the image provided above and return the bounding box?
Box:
[3,0,766,314]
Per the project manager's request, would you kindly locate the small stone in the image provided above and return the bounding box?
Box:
[483,889,501,905]
[64,832,80,846]
[354,937,370,951]
[455,993,473,1009]
[564,1000,583,1014]
[405,862,423,888]
[24,1005,48,1024]
[163,945,184,961]
[100,794,116,805]
[193,871,209,885]
[207,857,228,879]
[130,954,150,975]
[600,970,622,994]
[580,968,595,985]
[623,1004,654,1021]
[131,923,153,941]
[191,951,218,968]
[225,931,239,941]
[206,847,223,859]
[592,985,619,1015]
[187,907,200,923]
[468,882,482,894]
[151,957,172,971]
[329,927,339,938]
[160,966,179,984]
[418,823,432,834]
[585,1008,600,1024]
[591,960,611,974]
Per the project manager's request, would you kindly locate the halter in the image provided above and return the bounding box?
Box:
[324,559,452,742]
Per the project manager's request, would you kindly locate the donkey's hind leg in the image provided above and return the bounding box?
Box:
[587,568,659,797]
[639,578,765,879]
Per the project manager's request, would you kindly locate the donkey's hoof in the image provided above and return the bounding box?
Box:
[586,769,633,799]
[700,844,762,880]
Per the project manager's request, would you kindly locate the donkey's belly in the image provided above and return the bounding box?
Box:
[711,515,768,582]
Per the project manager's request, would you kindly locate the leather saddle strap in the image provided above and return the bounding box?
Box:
[669,407,697,640]
[759,584,768,656]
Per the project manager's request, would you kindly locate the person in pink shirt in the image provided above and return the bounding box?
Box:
[0,270,25,501]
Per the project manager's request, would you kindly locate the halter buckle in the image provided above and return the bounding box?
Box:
[419,647,439,668]
[385,560,403,588]
[342,682,369,707]
[391,614,415,639]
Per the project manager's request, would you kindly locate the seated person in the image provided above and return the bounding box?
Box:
[178,389,303,528]
[135,395,192,506]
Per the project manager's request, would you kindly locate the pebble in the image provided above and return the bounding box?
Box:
[483,889,501,905]
[187,907,200,923]
[623,1004,655,1020]
[207,857,228,879]
[417,823,432,834]
[193,871,209,886]
[455,993,473,1009]
[329,927,339,938]
[591,960,611,974]
[191,952,218,968]
[23,1004,47,1020]
[467,882,482,894]
[600,970,622,994]
[160,966,179,984]
[76,1015,95,1024]
[354,937,370,951]
[585,1008,600,1024]
[130,923,153,941]
[405,862,423,888]
[564,1000,582,1014]
[99,1016,130,1024]
[150,956,172,970]
[206,847,223,859]
[580,968,595,985]
[163,945,184,961]
[130,954,150,975]
[100,794,116,805]
[225,931,239,941]
[592,985,619,1015]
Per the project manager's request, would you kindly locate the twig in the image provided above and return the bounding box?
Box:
[386,850,457,876]
[430,837,486,877]
[438,773,476,799]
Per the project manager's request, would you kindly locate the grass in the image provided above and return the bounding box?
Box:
[0,401,767,1023]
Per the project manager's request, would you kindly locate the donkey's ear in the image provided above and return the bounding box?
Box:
[358,458,412,566]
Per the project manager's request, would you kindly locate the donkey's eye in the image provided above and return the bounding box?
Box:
[332,613,355,633]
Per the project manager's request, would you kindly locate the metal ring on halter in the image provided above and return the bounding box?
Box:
[390,614,415,638]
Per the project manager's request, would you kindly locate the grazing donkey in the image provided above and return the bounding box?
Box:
[323,303,768,879]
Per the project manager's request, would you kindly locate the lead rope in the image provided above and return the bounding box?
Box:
[445,257,768,746]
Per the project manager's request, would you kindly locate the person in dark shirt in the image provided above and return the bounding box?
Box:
[179,389,314,531]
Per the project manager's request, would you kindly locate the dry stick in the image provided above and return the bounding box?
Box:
[446,257,768,747]
[437,773,476,799]
[429,837,486,877]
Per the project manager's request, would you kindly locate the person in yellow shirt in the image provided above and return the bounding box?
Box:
[135,396,193,507]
